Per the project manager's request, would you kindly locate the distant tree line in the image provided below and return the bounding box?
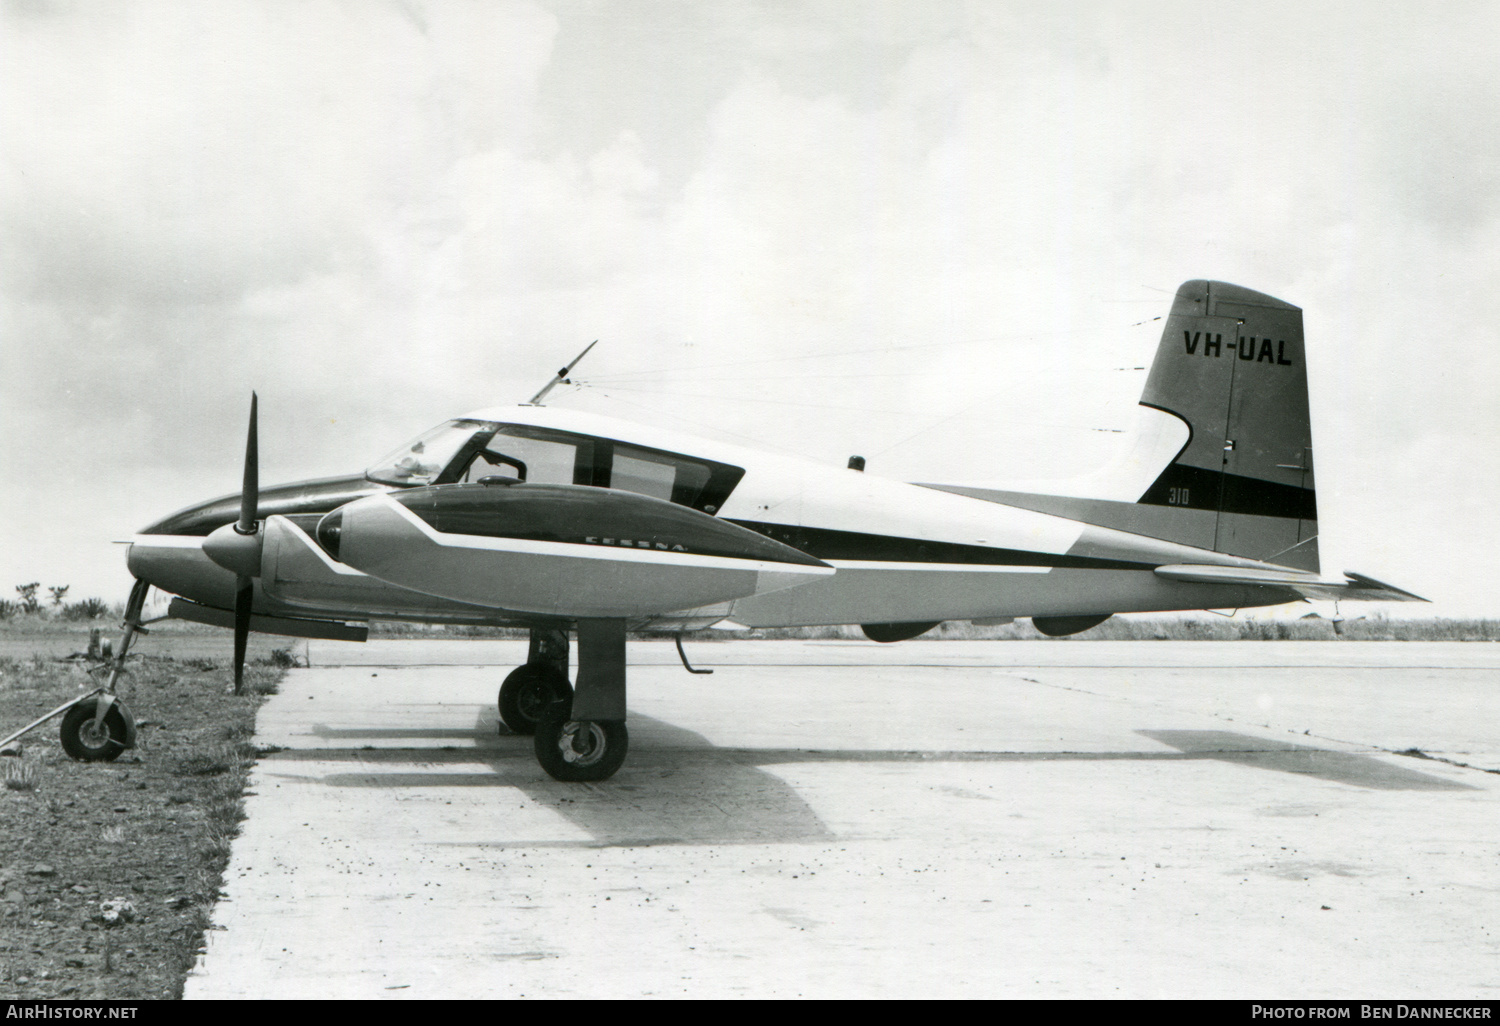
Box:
[0,582,112,621]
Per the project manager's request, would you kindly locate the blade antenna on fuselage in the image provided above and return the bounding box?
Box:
[525,340,597,406]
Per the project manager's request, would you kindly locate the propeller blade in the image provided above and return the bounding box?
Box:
[233,393,258,695]
[233,577,252,695]
[237,392,258,535]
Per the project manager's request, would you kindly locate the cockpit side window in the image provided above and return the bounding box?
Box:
[458,426,590,486]
[458,424,744,514]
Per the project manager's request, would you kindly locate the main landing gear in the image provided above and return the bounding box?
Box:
[500,621,630,782]
[497,627,572,736]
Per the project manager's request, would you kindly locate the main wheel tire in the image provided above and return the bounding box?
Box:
[60,700,128,762]
[498,663,573,736]
[533,709,628,782]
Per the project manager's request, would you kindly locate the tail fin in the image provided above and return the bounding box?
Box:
[1135,280,1317,571]
[918,280,1319,571]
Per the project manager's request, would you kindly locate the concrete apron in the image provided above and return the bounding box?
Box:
[185,641,1500,999]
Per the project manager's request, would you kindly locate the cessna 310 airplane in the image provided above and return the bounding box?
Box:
[39,280,1423,782]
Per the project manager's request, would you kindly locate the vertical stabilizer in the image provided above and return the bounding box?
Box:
[1137,281,1318,571]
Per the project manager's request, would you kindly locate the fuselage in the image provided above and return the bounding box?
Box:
[128,404,1298,633]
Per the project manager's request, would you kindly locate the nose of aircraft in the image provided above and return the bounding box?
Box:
[126,533,240,611]
[127,473,399,611]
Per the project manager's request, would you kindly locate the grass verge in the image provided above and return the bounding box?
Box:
[0,651,283,999]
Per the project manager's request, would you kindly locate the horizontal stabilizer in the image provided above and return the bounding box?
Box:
[1337,572,1429,603]
[1154,565,1426,602]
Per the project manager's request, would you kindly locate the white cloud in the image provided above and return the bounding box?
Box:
[0,0,557,305]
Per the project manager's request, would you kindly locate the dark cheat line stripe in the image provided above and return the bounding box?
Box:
[726,521,1153,571]
[1140,463,1317,520]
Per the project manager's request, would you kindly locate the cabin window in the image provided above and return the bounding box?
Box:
[460,428,588,486]
[611,445,714,506]
[491,426,743,513]
[611,452,675,500]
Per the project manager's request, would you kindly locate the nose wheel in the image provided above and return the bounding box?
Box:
[60,699,130,762]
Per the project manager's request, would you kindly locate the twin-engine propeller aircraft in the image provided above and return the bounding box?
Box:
[58,281,1423,781]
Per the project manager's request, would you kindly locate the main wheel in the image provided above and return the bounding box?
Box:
[533,709,628,782]
[60,699,129,762]
[498,663,573,736]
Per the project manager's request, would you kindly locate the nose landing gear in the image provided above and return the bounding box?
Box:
[0,578,151,762]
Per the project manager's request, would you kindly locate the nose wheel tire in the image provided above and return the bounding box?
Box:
[498,664,573,736]
[534,710,628,782]
[60,700,129,762]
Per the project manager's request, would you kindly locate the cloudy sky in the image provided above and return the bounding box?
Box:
[2,0,1497,616]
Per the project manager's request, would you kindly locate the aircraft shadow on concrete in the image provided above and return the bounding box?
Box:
[265,717,1472,848]
[289,710,837,845]
[1137,730,1476,791]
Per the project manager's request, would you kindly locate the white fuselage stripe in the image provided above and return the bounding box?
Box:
[825,560,1051,574]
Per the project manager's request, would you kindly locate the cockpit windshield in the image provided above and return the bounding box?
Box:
[365,419,499,486]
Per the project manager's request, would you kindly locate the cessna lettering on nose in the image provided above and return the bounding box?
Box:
[586,537,688,551]
[1184,331,1294,365]
[22,279,1422,784]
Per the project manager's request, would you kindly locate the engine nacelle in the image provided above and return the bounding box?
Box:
[317,483,834,618]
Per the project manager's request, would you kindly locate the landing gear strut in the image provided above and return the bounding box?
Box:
[65,577,151,762]
[506,620,631,782]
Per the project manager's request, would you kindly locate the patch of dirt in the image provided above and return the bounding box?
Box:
[0,650,281,999]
